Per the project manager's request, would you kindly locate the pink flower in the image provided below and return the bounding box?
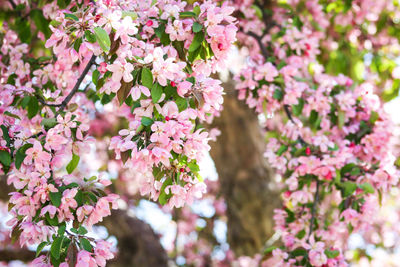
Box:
[98,62,108,74]
[94,240,114,266]
[24,141,51,167]
[45,128,68,151]
[177,81,192,97]
[56,112,76,137]
[130,85,150,101]
[76,250,97,267]
[107,59,134,83]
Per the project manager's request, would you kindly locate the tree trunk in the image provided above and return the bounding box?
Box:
[209,80,281,256]
[103,210,169,267]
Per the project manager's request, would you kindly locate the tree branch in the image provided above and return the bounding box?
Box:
[247,31,270,59]
[57,54,96,112]
[0,248,36,262]
[283,105,308,146]
[8,0,16,9]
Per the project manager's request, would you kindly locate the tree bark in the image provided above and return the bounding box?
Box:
[209,80,281,256]
[103,210,169,267]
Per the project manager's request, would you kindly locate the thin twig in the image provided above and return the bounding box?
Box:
[8,0,16,9]
[247,31,270,59]
[36,96,62,107]
[283,105,308,146]
[57,54,96,113]
[308,180,320,240]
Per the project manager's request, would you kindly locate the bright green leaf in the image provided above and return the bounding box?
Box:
[66,153,80,174]
[141,68,153,89]
[94,27,111,53]
[151,83,163,103]
[189,31,204,52]
[192,22,203,33]
[49,191,62,207]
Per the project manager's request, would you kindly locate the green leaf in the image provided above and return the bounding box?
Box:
[57,0,71,9]
[15,18,31,43]
[80,238,93,252]
[189,31,204,52]
[276,145,288,156]
[121,11,138,20]
[293,16,303,30]
[41,118,58,129]
[92,69,100,85]
[292,98,304,116]
[49,191,62,207]
[74,190,83,206]
[28,97,39,119]
[193,6,201,16]
[273,89,283,101]
[192,22,203,33]
[64,13,78,21]
[58,223,66,236]
[350,167,361,176]
[30,9,51,38]
[46,213,59,226]
[151,83,163,103]
[251,5,263,19]
[188,161,200,172]
[360,182,375,194]
[94,27,111,53]
[159,177,173,205]
[176,97,188,111]
[179,11,196,18]
[15,144,32,169]
[0,125,10,146]
[342,181,357,197]
[66,153,80,174]
[263,246,277,255]
[141,68,153,89]
[85,30,96,43]
[51,236,64,259]
[78,226,88,235]
[141,116,154,127]
[325,249,339,259]
[338,110,346,129]
[0,150,11,167]
[36,241,48,257]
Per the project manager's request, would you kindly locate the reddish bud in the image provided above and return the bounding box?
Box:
[305,147,311,155]
[218,43,223,50]
[165,116,170,121]
[98,62,108,74]
[180,167,185,173]
[146,20,153,27]
[170,81,176,87]
[325,171,332,180]
[349,142,356,148]
[94,14,101,22]
[305,43,311,50]
[283,191,291,198]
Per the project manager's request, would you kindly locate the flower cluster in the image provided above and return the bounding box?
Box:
[233,0,400,265]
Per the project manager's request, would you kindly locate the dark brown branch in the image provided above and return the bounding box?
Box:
[8,0,17,9]
[57,54,96,112]
[0,248,36,262]
[283,105,308,146]
[247,31,270,59]
[36,96,62,107]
